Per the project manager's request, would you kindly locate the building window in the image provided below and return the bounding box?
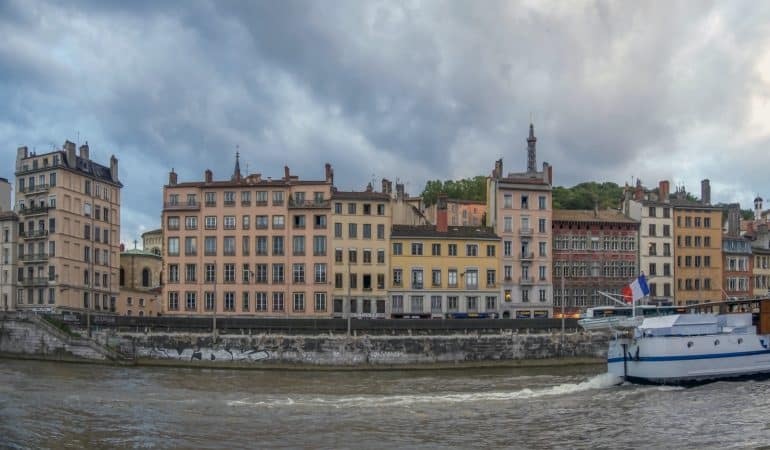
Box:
[315,292,326,312]
[168,292,179,310]
[224,292,235,311]
[410,296,423,313]
[432,269,441,287]
[293,292,305,312]
[255,292,267,311]
[411,243,423,256]
[272,292,284,311]
[393,268,403,287]
[224,264,235,283]
[466,244,478,256]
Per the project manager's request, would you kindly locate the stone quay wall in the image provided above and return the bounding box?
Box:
[1,313,609,368]
[114,330,609,367]
[0,314,108,362]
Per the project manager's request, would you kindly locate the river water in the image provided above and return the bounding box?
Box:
[1,360,769,449]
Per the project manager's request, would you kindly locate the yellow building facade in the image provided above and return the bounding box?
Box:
[389,218,501,317]
[673,201,723,305]
[331,188,391,318]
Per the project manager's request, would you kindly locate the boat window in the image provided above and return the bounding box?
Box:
[714,340,720,346]
[687,341,693,348]
[738,338,743,344]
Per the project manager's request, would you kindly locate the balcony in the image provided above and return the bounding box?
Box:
[520,252,534,261]
[20,253,49,263]
[20,184,50,194]
[519,228,534,237]
[519,276,534,285]
[163,202,200,211]
[21,277,49,286]
[19,205,53,216]
[288,199,331,209]
[20,230,49,239]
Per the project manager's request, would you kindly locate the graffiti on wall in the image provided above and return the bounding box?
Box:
[142,346,271,362]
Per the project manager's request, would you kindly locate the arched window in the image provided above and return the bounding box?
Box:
[142,268,151,287]
[119,268,125,287]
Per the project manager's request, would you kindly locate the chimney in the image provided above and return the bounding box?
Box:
[381,178,391,194]
[284,166,290,180]
[204,169,213,183]
[169,168,178,186]
[396,183,405,200]
[325,163,333,183]
[64,140,76,165]
[634,179,643,201]
[658,180,670,203]
[493,159,503,178]
[543,162,552,185]
[110,155,118,182]
[593,198,599,218]
[755,196,764,221]
[79,142,90,160]
[366,182,373,192]
[701,179,711,205]
[727,203,740,237]
[16,146,28,161]
[437,194,448,233]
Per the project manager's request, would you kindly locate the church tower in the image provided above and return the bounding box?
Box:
[526,123,537,173]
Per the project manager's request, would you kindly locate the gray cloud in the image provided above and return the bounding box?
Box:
[2,0,770,244]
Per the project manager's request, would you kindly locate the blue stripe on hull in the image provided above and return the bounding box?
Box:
[607,349,770,364]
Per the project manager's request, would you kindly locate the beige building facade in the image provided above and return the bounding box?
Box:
[14,142,122,315]
[487,124,554,317]
[118,248,162,316]
[331,186,391,318]
[623,181,675,303]
[1,211,18,311]
[142,228,163,256]
[162,156,334,317]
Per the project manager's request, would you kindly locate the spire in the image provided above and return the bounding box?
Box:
[232,151,241,181]
[526,123,537,173]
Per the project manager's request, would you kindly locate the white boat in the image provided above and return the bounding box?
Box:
[604,313,770,384]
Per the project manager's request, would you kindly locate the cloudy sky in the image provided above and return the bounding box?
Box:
[2,0,770,245]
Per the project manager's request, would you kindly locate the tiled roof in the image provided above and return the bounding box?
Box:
[331,190,390,201]
[0,211,18,220]
[169,179,329,188]
[553,209,638,224]
[667,199,722,210]
[391,224,500,240]
[121,248,162,258]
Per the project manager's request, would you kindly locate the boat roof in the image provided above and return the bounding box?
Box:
[639,314,717,329]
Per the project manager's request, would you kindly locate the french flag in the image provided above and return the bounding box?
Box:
[622,274,650,304]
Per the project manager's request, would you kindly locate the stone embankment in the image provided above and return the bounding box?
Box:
[0,313,128,363]
[117,330,608,368]
[0,313,609,369]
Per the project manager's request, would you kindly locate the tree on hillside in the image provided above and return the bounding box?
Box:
[552,182,623,210]
[421,176,487,206]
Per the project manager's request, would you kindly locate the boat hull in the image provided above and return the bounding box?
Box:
[608,334,770,384]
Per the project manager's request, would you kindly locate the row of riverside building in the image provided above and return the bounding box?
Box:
[3,125,770,319]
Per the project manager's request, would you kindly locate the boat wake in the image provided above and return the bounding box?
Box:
[227,372,623,408]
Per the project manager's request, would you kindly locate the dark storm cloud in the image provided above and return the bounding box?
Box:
[2,0,770,243]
